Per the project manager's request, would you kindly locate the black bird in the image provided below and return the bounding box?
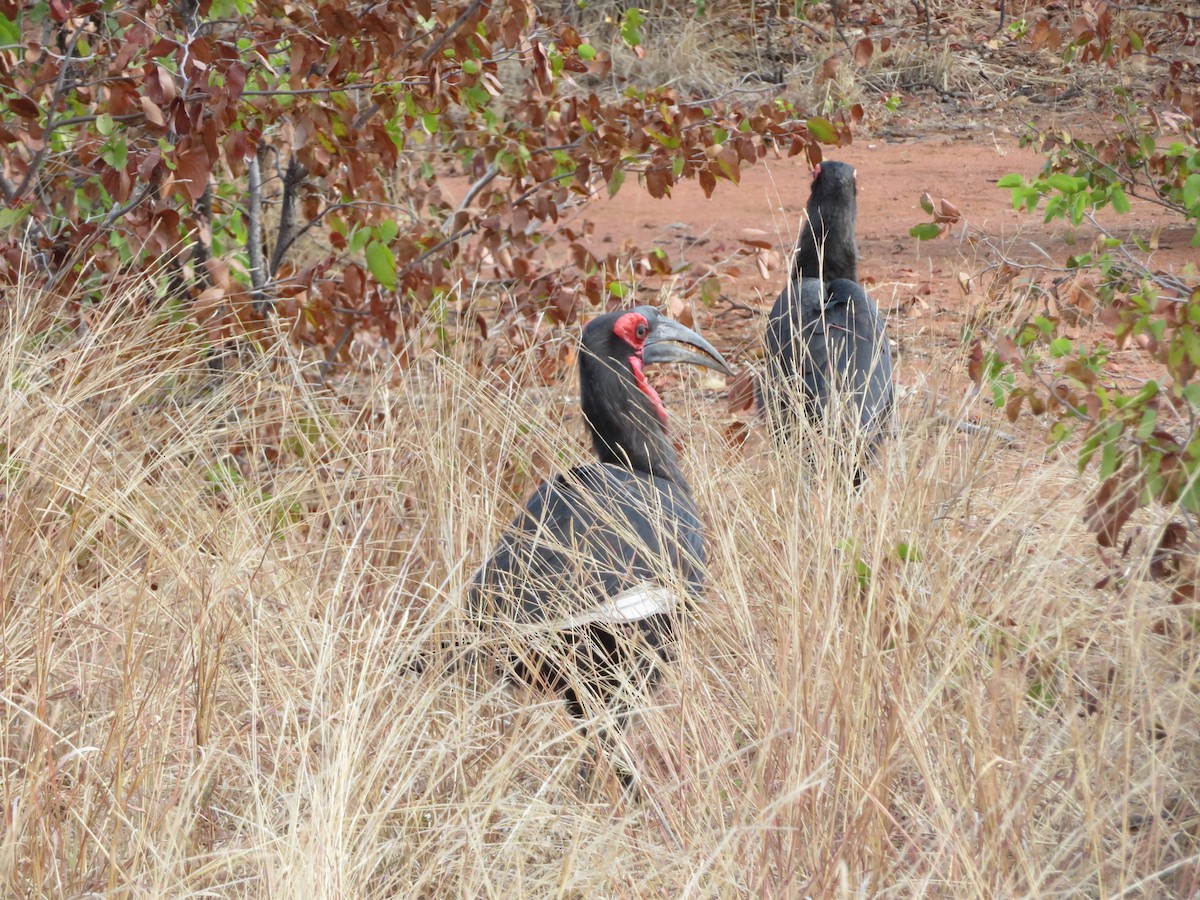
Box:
[760,161,894,474]
[469,307,733,726]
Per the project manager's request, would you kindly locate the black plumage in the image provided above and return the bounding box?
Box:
[469,307,733,722]
[760,161,894,471]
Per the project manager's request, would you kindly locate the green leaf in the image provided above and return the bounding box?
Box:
[1048,421,1072,448]
[909,222,943,240]
[365,241,397,290]
[1048,337,1072,358]
[1099,423,1122,479]
[606,167,626,198]
[1136,406,1156,440]
[349,227,371,254]
[0,13,19,44]
[996,173,1024,188]
[0,203,32,230]
[1069,191,1087,225]
[895,542,922,562]
[96,113,115,136]
[101,138,127,171]
[377,220,398,244]
[620,8,646,47]
[421,112,440,135]
[462,58,481,75]
[205,459,243,493]
[1109,185,1130,214]
[1046,173,1085,193]
[608,280,628,298]
[578,43,596,61]
[805,116,836,143]
[1182,173,1200,210]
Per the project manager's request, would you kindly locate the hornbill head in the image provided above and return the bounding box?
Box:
[579,306,733,483]
[808,161,858,228]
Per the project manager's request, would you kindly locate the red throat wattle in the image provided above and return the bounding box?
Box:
[612,312,669,426]
[628,354,668,425]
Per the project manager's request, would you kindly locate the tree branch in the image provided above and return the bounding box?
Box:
[247,146,269,315]
[269,154,308,276]
[420,0,487,64]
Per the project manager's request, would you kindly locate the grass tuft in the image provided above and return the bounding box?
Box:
[2,276,1197,895]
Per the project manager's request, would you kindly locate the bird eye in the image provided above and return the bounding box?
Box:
[636,322,649,340]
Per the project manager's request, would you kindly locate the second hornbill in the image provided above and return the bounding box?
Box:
[469,307,733,729]
[760,161,894,477]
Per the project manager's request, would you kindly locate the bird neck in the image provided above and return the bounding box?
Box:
[579,356,687,486]
[795,208,858,282]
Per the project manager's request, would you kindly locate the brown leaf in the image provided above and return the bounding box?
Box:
[738,228,773,250]
[967,339,984,384]
[666,293,693,330]
[1084,473,1143,548]
[173,146,210,202]
[140,96,165,127]
[755,248,771,280]
[854,37,874,68]
[1005,388,1025,422]
[7,97,39,118]
[995,335,1022,365]
[727,369,756,412]
[936,198,961,223]
[724,419,751,448]
[193,285,225,318]
[1150,521,1190,581]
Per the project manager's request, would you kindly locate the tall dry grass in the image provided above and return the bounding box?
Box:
[2,277,1198,897]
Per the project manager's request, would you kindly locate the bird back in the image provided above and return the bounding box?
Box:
[469,463,705,629]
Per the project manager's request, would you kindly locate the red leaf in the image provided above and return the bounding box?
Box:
[49,0,70,22]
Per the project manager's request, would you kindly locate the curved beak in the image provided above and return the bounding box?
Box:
[642,318,735,376]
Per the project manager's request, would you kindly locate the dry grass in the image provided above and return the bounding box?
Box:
[2,275,1199,897]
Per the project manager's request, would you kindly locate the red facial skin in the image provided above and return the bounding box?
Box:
[612,311,669,425]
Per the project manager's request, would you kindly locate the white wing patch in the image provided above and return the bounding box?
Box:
[558,583,678,629]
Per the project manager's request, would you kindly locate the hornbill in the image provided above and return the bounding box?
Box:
[759,161,894,476]
[468,307,733,732]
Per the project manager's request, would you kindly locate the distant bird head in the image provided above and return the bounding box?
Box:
[810,161,857,220]
[579,306,733,481]
[811,160,857,197]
